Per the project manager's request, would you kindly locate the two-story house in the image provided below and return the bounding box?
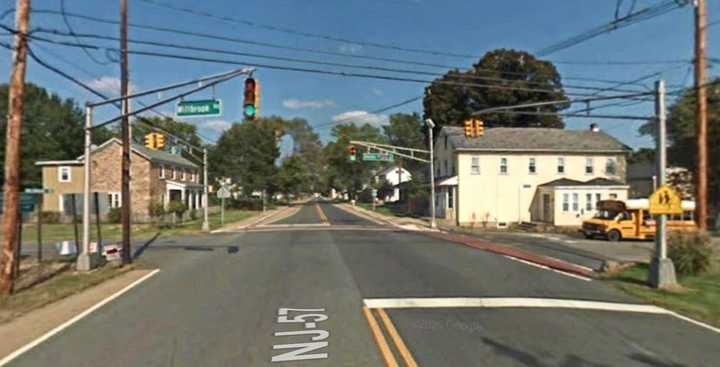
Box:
[433,125,631,227]
[36,138,203,221]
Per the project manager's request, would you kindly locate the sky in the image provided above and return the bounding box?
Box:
[0,0,718,152]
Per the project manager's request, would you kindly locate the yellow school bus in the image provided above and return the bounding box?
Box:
[581,199,697,241]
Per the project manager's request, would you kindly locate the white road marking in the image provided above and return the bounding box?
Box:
[363,297,668,313]
[0,269,161,367]
[362,297,720,335]
[502,255,592,282]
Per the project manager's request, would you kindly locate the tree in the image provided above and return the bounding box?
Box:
[322,123,386,198]
[423,49,568,134]
[209,118,280,196]
[283,118,324,192]
[277,155,311,198]
[0,83,113,187]
[638,78,720,224]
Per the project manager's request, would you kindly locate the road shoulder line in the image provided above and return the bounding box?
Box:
[0,269,160,366]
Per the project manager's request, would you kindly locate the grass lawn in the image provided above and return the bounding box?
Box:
[0,261,134,323]
[607,260,720,327]
[357,202,397,217]
[8,209,257,245]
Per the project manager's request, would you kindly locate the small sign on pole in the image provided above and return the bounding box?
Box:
[649,185,683,215]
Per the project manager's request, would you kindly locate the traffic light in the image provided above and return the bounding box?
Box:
[144,133,157,150]
[474,119,485,137]
[348,145,357,161]
[243,77,257,120]
[254,80,261,118]
[155,133,166,150]
[464,120,475,138]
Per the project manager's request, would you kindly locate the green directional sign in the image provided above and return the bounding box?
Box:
[362,153,394,162]
[0,193,38,213]
[176,99,222,118]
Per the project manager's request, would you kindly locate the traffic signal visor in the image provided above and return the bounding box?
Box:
[464,120,475,138]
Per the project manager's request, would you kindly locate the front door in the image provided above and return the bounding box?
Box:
[542,194,551,222]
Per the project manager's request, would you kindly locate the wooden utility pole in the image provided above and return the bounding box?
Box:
[120,0,132,264]
[694,0,708,231]
[0,0,31,296]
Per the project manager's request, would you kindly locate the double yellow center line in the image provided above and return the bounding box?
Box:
[315,204,329,224]
[363,307,418,367]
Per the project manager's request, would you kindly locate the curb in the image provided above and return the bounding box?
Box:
[421,231,596,278]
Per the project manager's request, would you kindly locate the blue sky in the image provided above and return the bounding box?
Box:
[0,0,717,151]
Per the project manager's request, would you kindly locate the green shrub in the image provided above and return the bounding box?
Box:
[167,201,187,217]
[108,208,122,224]
[667,231,713,276]
[189,209,198,220]
[40,211,61,224]
[148,202,165,218]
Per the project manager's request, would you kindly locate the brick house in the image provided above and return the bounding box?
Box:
[36,138,203,221]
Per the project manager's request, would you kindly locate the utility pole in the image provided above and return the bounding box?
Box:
[78,105,97,271]
[426,119,437,229]
[649,80,677,289]
[120,0,132,264]
[202,148,210,232]
[0,0,31,296]
[694,0,708,231]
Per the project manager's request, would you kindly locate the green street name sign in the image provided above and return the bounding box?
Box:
[176,99,222,118]
[362,153,394,162]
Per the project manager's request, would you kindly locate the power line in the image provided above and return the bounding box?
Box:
[18,31,642,98]
[33,27,649,94]
[537,0,689,56]
[137,0,480,59]
[59,0,110,65]
[23,8,657,87]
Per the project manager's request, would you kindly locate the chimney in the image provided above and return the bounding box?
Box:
[590,123,600,132]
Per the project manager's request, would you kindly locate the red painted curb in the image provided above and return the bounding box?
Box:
[421,231,595,278]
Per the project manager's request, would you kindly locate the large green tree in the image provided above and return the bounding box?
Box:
[322,123,386,198]
[283,118,324,192]
[639,78,720,224]
[423,49,568,134]
[0,83,113,187]
[276,155,312,198]
[209,118,280,195]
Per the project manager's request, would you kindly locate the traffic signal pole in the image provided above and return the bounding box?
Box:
[202,148,210,232]
[649,80,677,289]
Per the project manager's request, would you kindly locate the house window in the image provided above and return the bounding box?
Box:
[586,193,593,211]
[471,157,480,175]
[557,157,565,174]
[58,166,72,183]
[528,158,536,174]
[562,193,569,212]
[500,158,508,175]
[606,158,617,175]
[448,188,454,209]
[585,158,594,174]
[572,193,579,211]
[108,192,121,208]
[160,164,165,179]
[596,193,602,205]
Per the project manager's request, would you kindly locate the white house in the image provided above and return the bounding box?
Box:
[433,125,631,227]
[374,166,412,202]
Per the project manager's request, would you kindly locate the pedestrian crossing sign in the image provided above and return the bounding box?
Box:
[649,185,683,215]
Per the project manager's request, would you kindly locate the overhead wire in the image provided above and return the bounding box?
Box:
[23,8,656,88]
[59,0,111,65]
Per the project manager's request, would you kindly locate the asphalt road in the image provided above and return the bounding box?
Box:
[8,201,720,366]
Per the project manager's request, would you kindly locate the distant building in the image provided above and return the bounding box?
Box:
[374,166,412,202]
[433,125,631,227]
[36,138,203,221]
[627,162,694,199]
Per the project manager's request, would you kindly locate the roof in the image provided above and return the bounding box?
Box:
[75,138,199,169]
[376,166,411,177]
[441,126,631,153]
[540,178,627,187]
[35,160,82,166]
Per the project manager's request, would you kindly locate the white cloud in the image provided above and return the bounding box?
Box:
[338,43,364,54]
[203,120,232,133]
[332,110,389,127]
[283,98,336,109]
[371,88,384,96]
[86,76,136,96]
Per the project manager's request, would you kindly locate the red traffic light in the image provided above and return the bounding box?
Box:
[348,145,357,155]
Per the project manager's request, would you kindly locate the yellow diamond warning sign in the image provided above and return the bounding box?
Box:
[649,185,683,215]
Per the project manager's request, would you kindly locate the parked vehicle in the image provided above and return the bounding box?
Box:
[581,199,697,241]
